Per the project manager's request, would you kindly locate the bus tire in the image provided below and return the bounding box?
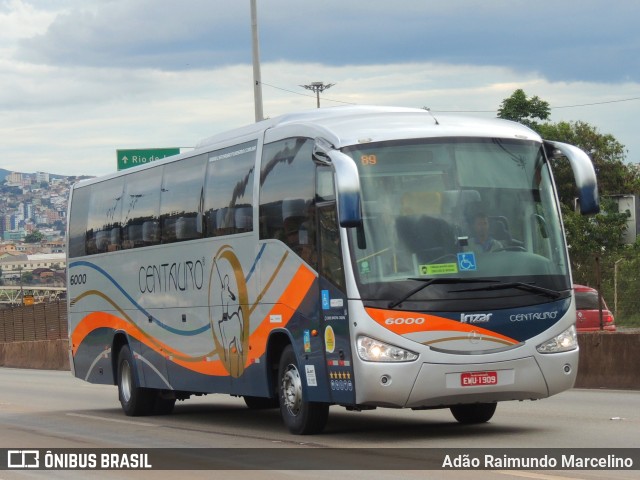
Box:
[450,402,497,424]
[117,344,155,416]
[277,345,329,435]
[244,395,279,409]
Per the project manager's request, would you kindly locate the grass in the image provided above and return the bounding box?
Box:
[614,314,640,329]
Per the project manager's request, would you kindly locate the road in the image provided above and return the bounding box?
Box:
[0,368,638,479]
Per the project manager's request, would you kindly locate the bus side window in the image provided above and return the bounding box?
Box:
[204,140,257,237]
[121,167,163,249]
[69,185,90,258]
[160,154,207,243]
[85,177,125,255]
[259,137,317,269]
[317,167,345,290]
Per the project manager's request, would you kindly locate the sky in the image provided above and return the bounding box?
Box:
[1,0,639,177]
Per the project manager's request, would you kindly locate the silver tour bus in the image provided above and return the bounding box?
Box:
[67,106,598,434]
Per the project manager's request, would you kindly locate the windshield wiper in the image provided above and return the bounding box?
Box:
[451,281,562,299]
[388,278,497,309]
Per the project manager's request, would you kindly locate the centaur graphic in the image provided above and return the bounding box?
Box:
[208,245,250,377]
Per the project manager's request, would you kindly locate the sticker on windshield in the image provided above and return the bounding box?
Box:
[419,263,458,275]
[457,252,477,271]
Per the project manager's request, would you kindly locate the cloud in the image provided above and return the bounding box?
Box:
[1,1,639,178]
[2,58,638,177]
[17,0,249,70]
[13,0,640,83]
[0,0,57,40]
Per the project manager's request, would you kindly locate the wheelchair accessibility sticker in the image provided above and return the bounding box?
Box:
[457,252,477,271]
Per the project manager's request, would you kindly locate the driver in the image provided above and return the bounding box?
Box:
[469,211,502,253]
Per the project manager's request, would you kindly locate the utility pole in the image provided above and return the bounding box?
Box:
[250,0,264,122]
[300,82,335,108]
[19,266,24,306]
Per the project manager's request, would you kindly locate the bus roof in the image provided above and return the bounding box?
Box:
[74,106,541,189]
[197,105,541,150]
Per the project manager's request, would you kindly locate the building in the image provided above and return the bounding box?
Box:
[0,253,66,282]
[36,172,50,184]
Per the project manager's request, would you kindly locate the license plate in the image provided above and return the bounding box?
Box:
[461,371,498,387]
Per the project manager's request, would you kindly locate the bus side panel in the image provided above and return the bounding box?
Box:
[72,326,116,385]
[273,290,334,404]
[69,238,351,402]
[319,277,356,405]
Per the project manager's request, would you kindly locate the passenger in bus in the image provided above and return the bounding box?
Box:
[468,211,503,253]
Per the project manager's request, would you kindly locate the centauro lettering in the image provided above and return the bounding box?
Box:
[139,260,204,294]
[510,311,558,322]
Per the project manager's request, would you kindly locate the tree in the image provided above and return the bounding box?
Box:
[496,90,640,326]
[498,89,640,209]
[24,231,45,243]
[561,199,629,285]
[497,89,550,129]
[537,121,639,209]
[21,271,34,285]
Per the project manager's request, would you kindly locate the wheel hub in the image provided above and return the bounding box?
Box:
[120,360,132,403]
[282,364,302,416]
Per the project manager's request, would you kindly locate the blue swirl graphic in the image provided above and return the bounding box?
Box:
[70,260,211,336]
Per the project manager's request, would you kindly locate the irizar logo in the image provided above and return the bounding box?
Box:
[460,313,493,324]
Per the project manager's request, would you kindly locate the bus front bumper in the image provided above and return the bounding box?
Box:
[354,350,578,408]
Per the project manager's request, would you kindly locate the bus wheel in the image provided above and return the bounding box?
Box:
[244,395,279,409]
[117,344,154,416]
[278,345,329,435]
[450,402,497,424]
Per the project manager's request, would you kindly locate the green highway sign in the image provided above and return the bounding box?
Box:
[116,148,180,171]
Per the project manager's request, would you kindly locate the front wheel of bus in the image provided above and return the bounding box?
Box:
[278,345,329,435]
[117,345,154,416]
[450,402,497,424]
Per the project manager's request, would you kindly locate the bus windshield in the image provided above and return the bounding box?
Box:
[343,137,570,310]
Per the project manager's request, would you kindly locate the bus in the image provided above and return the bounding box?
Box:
[66,106,599,434]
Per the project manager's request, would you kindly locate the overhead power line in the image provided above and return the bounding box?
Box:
[258,81,640,112]
[258,81,357,106]
[552,96,640,109]
[431,96,640,113]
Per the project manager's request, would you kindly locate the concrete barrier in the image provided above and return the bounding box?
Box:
[0,339,69,371]
[575,332,640,390]
[0,334,638,390]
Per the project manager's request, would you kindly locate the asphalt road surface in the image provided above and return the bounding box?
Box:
[0,368,637,480]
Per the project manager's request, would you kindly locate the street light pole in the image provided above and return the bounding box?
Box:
[250,0,264,122]
[300,82,335,108]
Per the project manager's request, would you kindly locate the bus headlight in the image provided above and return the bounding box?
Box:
[536,325,578,354]
[357,336,418,362]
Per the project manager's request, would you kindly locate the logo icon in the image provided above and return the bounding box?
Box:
[321,290,330,310]
[208,246,249,378]
[461,312,493,324]
[8,450,39,469]
[457,252,477,271]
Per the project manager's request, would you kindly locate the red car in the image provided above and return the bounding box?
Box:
[574,284,616,332]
